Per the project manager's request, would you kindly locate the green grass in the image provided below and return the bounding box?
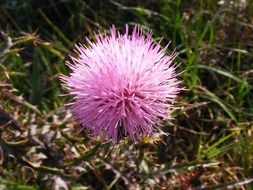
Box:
[0,0,253,189]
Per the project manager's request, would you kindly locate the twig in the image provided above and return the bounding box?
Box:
[0,107,20,129]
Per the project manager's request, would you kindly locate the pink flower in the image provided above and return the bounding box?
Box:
[61,25,181,142]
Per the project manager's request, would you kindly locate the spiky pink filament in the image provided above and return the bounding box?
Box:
[61,25,181,142]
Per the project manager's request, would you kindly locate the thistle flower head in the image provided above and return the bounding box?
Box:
[61,25,181,142]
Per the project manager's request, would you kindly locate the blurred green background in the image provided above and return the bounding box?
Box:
[0,0,253,189]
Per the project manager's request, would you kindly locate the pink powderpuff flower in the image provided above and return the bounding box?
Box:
[61,25,181,142]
